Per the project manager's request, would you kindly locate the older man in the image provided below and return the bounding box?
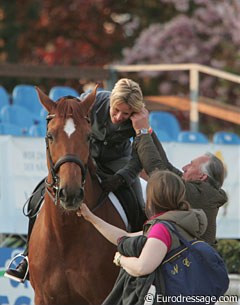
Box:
[131,108,228,247]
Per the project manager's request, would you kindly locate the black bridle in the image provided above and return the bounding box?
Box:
[45,114,87,205]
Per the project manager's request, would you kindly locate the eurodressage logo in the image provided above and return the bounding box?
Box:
[0,248,34,305]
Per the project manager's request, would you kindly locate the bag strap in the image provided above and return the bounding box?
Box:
[159,220,194,248]
[156,220,197,300]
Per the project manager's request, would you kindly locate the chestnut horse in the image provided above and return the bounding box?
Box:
[29,86,125,305]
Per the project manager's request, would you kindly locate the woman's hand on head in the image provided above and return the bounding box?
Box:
[76,203,93,221]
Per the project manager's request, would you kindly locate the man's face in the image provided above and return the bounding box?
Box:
[110,102,133,124]
[182,155,210,181]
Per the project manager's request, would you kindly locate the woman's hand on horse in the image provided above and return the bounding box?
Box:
[76,203,93,221]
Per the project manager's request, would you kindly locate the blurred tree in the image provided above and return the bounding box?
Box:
[0,0,180,88]
[120,0,240,134]
[0,0,190,66]
[122,0,240,94]
[30,0,127,66]
[0,0,125,65]
[0,0,41,63]
[0,0,134,89]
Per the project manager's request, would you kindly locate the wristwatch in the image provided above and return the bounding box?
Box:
[136,127,152,136]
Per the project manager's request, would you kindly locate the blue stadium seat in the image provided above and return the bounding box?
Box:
[28,123,46,137]
[213,131,240,145]
[12,84,43,120]
[0,123,26,136]
[49,86,79,101]
[149,111,181,141]
[0,105,36,133]
[177,131,209,144]
[154,129,173,142]
[0,86,10,110]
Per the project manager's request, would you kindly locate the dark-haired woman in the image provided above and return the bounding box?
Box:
[77,170,207,305]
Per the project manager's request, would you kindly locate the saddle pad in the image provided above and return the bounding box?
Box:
[108,177,147,230]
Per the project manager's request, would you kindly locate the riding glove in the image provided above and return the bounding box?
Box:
[101,174,125,192]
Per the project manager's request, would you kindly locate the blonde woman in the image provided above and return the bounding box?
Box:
[86,78,145,196]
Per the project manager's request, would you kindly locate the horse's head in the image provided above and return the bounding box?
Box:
[36,86,98,211]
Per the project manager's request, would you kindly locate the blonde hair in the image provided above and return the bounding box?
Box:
[110,78,144,112]
[146,170,190,218]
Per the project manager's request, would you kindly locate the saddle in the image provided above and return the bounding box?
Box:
[24,178,45,218]
[113,185,146,232]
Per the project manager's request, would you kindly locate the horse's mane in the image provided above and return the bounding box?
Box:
[55,98,85,121]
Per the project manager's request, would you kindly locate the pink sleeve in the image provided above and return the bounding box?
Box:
[147,223,172,251]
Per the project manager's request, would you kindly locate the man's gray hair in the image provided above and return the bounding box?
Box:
[201,152,226,189]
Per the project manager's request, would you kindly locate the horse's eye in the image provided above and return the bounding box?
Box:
[47,133,54,141]
[84,116,91,124]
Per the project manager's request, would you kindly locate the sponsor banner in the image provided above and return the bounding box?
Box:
[0,136,239,238]
[0,136,47,234]
[0,247,34,305]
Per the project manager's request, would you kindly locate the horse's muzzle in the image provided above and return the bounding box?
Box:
[58,186,84,210]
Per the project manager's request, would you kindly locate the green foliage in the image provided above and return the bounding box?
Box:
[217,239,240,274]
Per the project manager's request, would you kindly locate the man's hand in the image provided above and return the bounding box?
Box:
[130,107,150,133]
[101,174,125,192]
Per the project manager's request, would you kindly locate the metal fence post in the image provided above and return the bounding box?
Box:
[189,66,199,132]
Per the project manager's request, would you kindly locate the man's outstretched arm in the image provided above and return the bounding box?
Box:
[131,108,182,176]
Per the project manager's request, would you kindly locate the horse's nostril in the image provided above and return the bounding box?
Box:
[78,187,84,199]
[58,188,67,201]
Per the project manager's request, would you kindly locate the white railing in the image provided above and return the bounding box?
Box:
[107,63,240,131]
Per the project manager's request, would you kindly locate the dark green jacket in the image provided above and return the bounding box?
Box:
[143,209,207,250]
[134,133,228,246]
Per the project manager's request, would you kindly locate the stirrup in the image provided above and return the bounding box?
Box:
[4,253,29,282]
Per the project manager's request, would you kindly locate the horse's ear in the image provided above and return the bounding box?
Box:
[35,87,56,113]
[81,84,99,115]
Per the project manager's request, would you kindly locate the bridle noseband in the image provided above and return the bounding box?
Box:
[45,114,87,205]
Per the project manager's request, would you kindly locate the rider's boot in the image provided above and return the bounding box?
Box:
[4,256,29,283]
[4,178,45,283]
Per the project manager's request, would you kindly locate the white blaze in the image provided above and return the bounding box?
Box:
[64,118,76,137]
